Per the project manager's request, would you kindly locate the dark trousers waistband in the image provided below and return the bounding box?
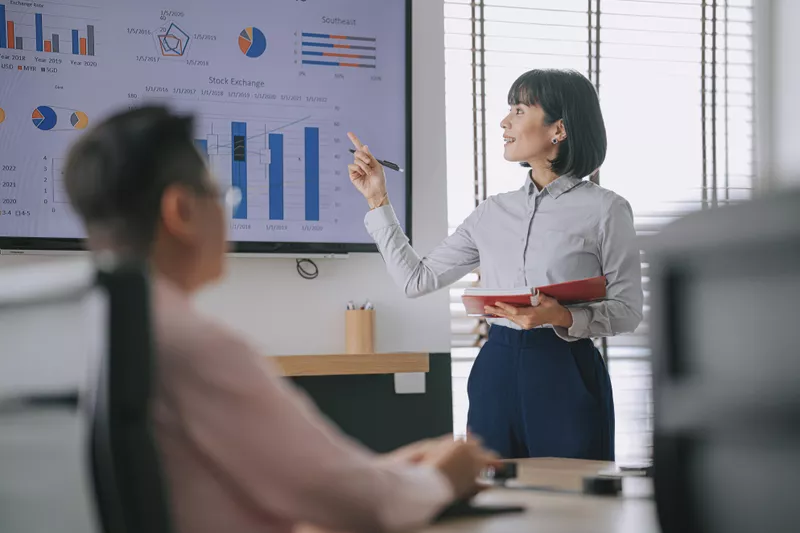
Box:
[488,324,592,348]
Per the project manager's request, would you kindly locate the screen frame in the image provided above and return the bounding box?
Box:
[0,0,412,255]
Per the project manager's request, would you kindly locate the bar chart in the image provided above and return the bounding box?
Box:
[51,158,69,205]
[194,120,323,223]
[231,121,248,219]
[304,127,320,221]
[268,131,283,220]
[301,32,376,69]
[0,2,97,56]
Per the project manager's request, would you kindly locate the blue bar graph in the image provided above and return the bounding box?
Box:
[0,5,6,49]
[302,32,336,39]
[231,122,247,219]
[269,133,284,220]
[302,41,336,48]
[35,13,43,51]
[72,29,79,54]
[305,128,320,221]
[194,139,208,160]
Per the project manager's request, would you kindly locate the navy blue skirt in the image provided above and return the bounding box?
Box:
[467,325,615,460]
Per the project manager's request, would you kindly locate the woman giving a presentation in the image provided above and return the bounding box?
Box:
[348,69,643,460]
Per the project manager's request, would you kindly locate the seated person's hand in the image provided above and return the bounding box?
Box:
[386,435,499,501]
[380,436,443,465]
[298,438,497,533]
[427,438,499,500]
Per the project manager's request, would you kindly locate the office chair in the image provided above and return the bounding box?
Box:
[648,189,800,533]
[90,261,172,533]
[0,259,172,533]
[0,260,102,533]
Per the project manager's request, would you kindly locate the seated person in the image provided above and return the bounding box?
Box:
[62,106,496,533]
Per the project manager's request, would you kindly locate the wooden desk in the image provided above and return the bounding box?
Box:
[270,352,429,377]
[296,458,659,533]
[420,458,660,533]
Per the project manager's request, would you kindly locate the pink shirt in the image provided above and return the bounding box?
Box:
[152,278,452,533]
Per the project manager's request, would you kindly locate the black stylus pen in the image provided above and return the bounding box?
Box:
[348,149,405,173]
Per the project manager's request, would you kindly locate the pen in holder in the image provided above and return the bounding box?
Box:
[345,309,375,354]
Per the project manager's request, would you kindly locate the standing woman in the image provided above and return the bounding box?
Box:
[348,69,643,460]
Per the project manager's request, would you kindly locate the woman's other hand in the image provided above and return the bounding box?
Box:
[484,293,574,330]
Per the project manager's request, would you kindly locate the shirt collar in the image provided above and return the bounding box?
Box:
[523,172,583,199]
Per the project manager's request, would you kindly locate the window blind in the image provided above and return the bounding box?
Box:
[444,0,754,464]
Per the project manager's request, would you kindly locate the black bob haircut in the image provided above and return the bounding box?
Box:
[508,69,607,179]
[64,106,209,254]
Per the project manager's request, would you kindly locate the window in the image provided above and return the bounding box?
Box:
[444,0,754,464]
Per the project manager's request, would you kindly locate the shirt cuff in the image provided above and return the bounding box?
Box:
[553,307,591,342]
[364,204,400,235]
[378,465,454,531]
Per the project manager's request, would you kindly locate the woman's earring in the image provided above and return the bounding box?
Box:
[551,137,559,145]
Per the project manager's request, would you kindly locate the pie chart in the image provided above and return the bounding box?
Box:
[70,111,89,129]
[238,27,266,58]
[32,106,58,131]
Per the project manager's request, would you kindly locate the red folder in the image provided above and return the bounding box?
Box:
[461,276,607,317]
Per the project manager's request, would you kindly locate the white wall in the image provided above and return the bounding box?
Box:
[0,0,452,356]
[755,0,800,188]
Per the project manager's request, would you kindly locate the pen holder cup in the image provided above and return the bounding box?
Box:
[345,309,375,354]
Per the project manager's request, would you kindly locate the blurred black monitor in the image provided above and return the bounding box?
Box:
[648,188,800,533]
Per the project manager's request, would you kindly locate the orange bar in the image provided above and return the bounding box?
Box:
[329,35,348,39]
[332,44,352,49]
[323,52,366,59]
[7,21,14,49]
[80,37,86,55]
[340,63,361,68]
[44,40,52,52]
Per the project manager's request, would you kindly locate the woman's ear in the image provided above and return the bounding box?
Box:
[555,119,567,142]
[160,184,199,244]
